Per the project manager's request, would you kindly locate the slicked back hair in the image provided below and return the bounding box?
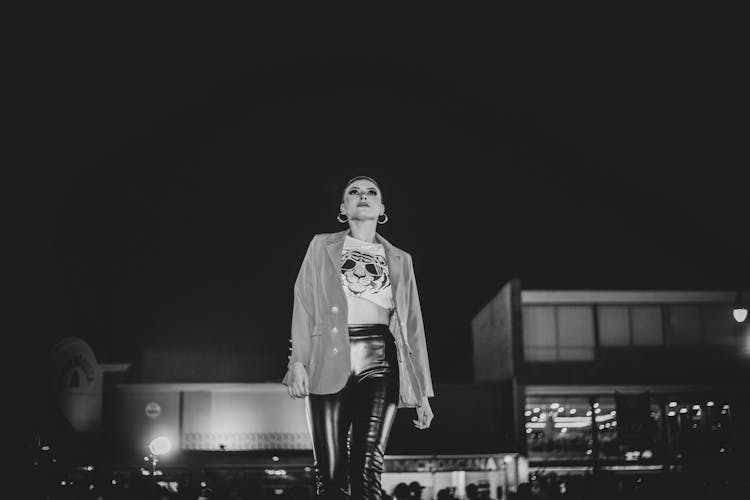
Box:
[341,176,383,203]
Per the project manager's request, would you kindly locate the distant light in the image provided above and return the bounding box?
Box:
[533,407,540,413]
[569,409,577,415]
[142,470,150,476]
[669,402,677,407]
[531,416,538,422]
[668,411,676,417]
[557,407,565,413]
[610,411,616,416]
[707,401,715,407]
[721,410,728,414]
[61,481,66,486]
[594,408,601,414]
[86,466,94,471]
[550,403,560,409]
[593,403,600,408]
[41,445,50,451]
[148,436,172,456]
[525,411,532,417]
[144,456,150,462]
[586,449,592,455]
[112,480,117,485]
[642,450,653,459]
[723,404,730,410]
[733,291,747,322]
[586,411,592,417]
[526,428,533,434]
[733,308,748,323]
[599,424,605,430]
[680,408,688,414]
[89,485,95,491]
[272,455,280,462]
[692,405,701,410]
[561,428,568,433]
[304,467,311,472]
[201,482,207,488]
[720,448,725,453]
[612,422,617,427]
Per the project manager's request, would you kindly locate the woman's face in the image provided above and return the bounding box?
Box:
[340,179,385,221]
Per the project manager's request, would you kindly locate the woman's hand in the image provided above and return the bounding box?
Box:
[413,396,434,430]
[286,362,309,399]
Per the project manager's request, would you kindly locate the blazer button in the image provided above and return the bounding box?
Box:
[331,327,338,334]
[331,306,339,313]
[332,347,339,354]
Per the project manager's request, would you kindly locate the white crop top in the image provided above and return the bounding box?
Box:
[340,235,394,310]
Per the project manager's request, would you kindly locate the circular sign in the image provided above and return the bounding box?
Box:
[145,402,162,419]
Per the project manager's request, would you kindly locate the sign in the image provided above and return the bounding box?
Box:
[145,402,162,419]
[385,456,500,473]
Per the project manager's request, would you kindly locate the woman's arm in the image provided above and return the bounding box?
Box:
[284,236,317,376]
[405,253,435,398]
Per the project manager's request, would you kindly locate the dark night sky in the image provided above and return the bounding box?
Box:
[20,13,748,386]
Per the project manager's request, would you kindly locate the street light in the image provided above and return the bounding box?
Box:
[733,291,748,323]
[147,436,172,477]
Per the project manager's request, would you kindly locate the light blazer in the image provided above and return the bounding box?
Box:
[282,230,434,408]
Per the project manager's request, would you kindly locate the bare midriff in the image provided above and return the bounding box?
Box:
[346,295,392,325]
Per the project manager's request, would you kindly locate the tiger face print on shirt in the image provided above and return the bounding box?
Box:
[340,235,393,310]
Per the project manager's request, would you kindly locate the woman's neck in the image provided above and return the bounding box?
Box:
[347,220,377,243]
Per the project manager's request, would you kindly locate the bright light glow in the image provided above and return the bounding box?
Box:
[561,428,568,433]
[707,401,714,407]
[569,409,577,414]
[642,450,653,459]
[550,403,560,409]
[594,408,601,414]
[720,448,725,453]
[533,407,540,413]
[61,481,66,486]
[525,410,532,417]
[680,408,688,414]
[41,445,50,451]
[89,485,94,491]
[668,411,676,417]
[692,405,701,410]
[669,402,677,407]
[531,416,538,422]
[586,411,592,416]
[526,428,532,434]
[86,466,94,471]
[593,403,600,408]
[610,411,616,416]
[148,436,172,456]
[144,456,149,461]
[111,480,117,485]
[557,407,565,413]
[272,456,280,462]
[201,481,207,488]
[142,470,150,476]
[733,307,748,323]
[721,410,728,414]
[723,405,730,409]
[599,424,604,430]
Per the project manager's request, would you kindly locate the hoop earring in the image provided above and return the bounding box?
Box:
[377,213,389,224]
[337,213,349,223]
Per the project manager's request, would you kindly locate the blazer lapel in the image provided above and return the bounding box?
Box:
[325,230,348,270]
[376,232,403,301]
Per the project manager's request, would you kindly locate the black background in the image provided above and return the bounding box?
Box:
[17,10,748,395]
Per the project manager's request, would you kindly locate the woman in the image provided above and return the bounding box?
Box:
[282,176,435,499]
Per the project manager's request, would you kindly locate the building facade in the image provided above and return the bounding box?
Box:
[471,280,750,478]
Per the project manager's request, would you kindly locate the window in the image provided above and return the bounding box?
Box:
[598,306,663,347]
[523,306,594,361]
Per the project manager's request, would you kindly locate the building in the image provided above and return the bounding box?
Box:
[471,280,750,479]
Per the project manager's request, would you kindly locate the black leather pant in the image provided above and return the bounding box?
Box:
[306,324,400,500]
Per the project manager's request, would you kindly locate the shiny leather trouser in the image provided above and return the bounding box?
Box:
[306,324,400,500]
